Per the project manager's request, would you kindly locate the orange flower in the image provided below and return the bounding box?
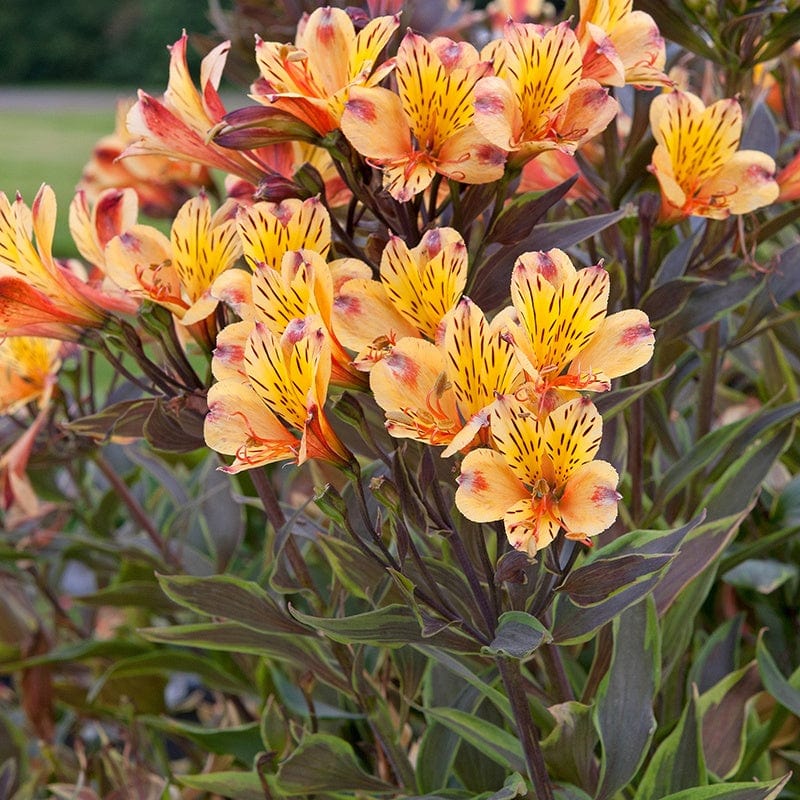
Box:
[333,227,468,368]
[0,186,133,340]
[576,0,670,88]
[254,7,399,135]
[125,33,290,185]
[473,21,619,167]
[79,99,212,218]
[503,249,654,409]
[104,192,241,328]
[341,32,506,201]
[776,149,800,203]
[456,395,620,554]
[369,298,521,453]
[205,315,352,472]
[649,91,780,222]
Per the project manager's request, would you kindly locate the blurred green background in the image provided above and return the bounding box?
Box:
[0,1,223,255]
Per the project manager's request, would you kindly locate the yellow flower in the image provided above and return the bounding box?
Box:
[333,227,468,369]
[205,315,352,471]
[254,6,399,134]
[576,0,670,88]
[473,21,619,166]
[236,197,331,271]
[369,297,521,453]
[104,192,241,328]
[341,32,506,201]
[0,186,133,340]
[649,91,780,222]
[0,336,61,416]
[504,249,654,409]
[456,395,620,554]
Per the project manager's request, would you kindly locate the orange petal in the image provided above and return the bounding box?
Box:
[456,448,528,522]
[557,459,620,537]
[503,497,560,555]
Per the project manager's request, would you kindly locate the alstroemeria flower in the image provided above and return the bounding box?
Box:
[474,21,619,166]
[456,395,620,554]
[104,192,241,331]
[253,6,399,134]
[79,99,212,218]
[0,186,135,340]
[0,336,62,416]
[333,227,468,368]
[649,91,780,222]
[341,32,506,201]
[776,148,800,203]
[205,315,352,471]
[503,249,654,410]
[214,249,365,388]
[236,197,331,271]
[125,33,290,185]
[576,0,670,88]
[370,298,520,453]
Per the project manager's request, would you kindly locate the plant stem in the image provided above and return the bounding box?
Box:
[497,658,554,799]
[94,453,179,569]
[697,320,721,440]
[250,467,321,601]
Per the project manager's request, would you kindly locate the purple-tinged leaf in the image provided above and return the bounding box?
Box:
[657,776,789,800]
[594,598,660,800]
[687,615,745,696]
[756,636,800,717]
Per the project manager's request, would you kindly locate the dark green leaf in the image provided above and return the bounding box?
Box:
[75,581,178,613]
[652,230,701,287]
[656,775,789,799]
[178,771,273,800]
[289,603,422,647]
[482,612,551,659]
[593,368,674,420]
[275,733,396,794]
[636,0,718,60]
[635,689,705,800]
[422,707,526,774]
[157,573,308,635]
[540,701,597,790]
[594,598,660,800]
[756,637,800,718]
[140,717,263,764]
[723,559,797,594]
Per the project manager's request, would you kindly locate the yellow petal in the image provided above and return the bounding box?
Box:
[456,448,528,522]
[474,76,519,151]
[490,394,545,487]
[699,150,779,215]
[543,397,602,486]
[557,459,620,537]
[237,198,331,270]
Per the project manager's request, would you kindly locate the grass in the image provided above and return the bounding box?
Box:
[0,108,117,257]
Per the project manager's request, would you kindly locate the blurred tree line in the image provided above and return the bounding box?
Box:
[0,0,217,85]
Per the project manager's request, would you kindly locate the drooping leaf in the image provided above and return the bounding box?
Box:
[594,597,660,800]
[275,733,396,794]
[482,612,552,660]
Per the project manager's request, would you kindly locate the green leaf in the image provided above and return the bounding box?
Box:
[275,733,396,794]
[655,774,789,800]
[635,689,706,800]
[723,559,798,594]
[540,702,597,790]
[74,581,178,613]
[289,603,422,647]
[178,770,274,800]
[594,597,660,800]
[139,622,349,692]
[157,573,308,636]
[482,612,552,660]
[756,637,800,718]
[140,717,263,764]
[422,707,527,774]
[593,368,674,420]
[635,0,719,60]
